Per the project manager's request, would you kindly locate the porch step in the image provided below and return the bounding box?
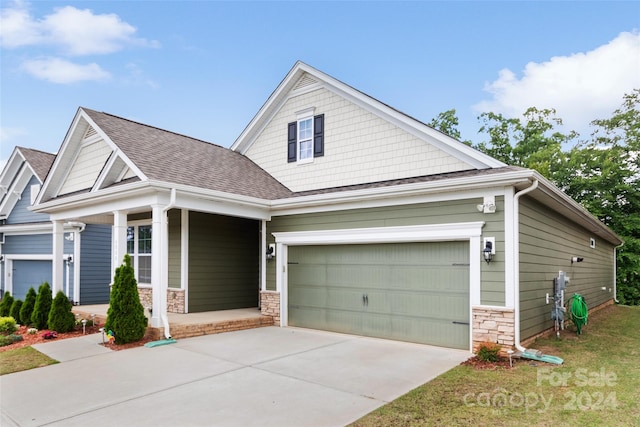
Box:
[147,315,274,340]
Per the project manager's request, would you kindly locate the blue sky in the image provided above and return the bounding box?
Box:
[1,1,639,168]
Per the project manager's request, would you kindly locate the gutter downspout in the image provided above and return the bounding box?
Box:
[614,242,624,303]
[160,188,177,339]
[513,178,539,352]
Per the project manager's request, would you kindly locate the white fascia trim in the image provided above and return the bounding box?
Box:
[4,254,53,261]
[0,162,39,217]
[273,222,485,246]
[270,170,532,216]
[0,149,25,188]
[0,223,53,235]
[0,222,85,236]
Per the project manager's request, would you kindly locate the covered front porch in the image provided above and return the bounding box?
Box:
[73,305,274,340]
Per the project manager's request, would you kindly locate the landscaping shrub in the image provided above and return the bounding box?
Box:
[476,341,501,362]
[104,254,147,344]
[31,282,52,330]
[20,287,37,327]
[48,291,76,333]
[10,300,23,324]
[0,292,14,317]
[0,316,17,335]
[0,334,22,347]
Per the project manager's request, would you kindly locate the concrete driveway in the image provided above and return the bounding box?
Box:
[1,327,470,427]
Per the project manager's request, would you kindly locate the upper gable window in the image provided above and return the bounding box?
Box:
[288,110,324,164]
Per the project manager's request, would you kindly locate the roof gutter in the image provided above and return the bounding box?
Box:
[513,178,539,353]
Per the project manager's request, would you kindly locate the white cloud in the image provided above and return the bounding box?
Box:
[0,1,159,55]
[474,31,640,136]
[21,58,111,84]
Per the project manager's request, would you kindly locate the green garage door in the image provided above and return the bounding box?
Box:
[288,242,469,349]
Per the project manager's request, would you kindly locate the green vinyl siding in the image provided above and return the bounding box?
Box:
[168,209,181,289]
[268,197,505,305]
[288,242,469,349]
[188,212,259,312]
[519,197,615,340]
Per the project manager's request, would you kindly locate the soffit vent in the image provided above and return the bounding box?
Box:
[293,73,319,90]
[83,126,97,140]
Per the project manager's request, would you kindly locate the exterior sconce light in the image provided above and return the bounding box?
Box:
[266,244,275,260]
[483,237,495,264]
[571,257,584,264]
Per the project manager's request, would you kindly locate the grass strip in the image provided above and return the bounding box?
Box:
[0,346,58,375]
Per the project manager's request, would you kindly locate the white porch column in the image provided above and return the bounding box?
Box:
[112,211,128,276]
[150,204,167,327]
[52,220,64,294]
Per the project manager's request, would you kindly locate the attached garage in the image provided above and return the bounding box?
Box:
[287,241,470,349]
[10,260,52,300]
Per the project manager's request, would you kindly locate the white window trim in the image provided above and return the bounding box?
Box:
[127,220,152,285]
[296,108,315,164]
[272,222,485,352]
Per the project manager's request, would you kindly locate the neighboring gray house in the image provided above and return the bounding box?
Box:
[0,147,112,304]
[31,62,622,353]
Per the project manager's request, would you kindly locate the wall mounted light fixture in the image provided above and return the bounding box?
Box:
[483,237,495,264]
[266,244,275,260]
[476,196,497,214]
[571,256,584,264]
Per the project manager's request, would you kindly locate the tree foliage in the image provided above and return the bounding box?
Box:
[0,292,14,317]
[48,291,76,333]
[20,287,37,327]
[104,254,147,344]
[31,282,52,330]
[10,300,23,325]
[429,90,639,304]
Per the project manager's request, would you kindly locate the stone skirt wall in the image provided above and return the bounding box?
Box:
[260,290,280,326]
[472,306,515,355]
[136,287,186,314]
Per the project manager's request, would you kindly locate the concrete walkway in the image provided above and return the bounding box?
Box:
[1,327,470,427]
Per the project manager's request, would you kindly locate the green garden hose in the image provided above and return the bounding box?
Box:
[569,293,588,335]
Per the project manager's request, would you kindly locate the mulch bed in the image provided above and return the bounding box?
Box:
[460,356,513,370]
[0,325,153,353]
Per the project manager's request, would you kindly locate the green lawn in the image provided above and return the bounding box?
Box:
[0,346,58,375]
[352,304,640,427]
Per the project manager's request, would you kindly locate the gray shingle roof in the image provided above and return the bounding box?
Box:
[18,147,55,182]
[82,108,292,200]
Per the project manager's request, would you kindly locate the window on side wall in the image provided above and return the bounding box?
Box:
[288,110,324,163]
[127,223,152,284]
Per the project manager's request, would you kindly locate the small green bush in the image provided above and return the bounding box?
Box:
[104,254,147,344]
[31,282,52,330]
[20,287,37,327]
[10,300,23,324]
[476,341,502,362]
[0,292,14,317]
[0,334,22,347]
[48,291,75,333]
[0,317,18,335]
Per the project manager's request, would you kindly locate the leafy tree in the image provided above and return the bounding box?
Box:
[558,90,640,305]
[10,300,23,324]
[48,291,76,333]
[31,282,52,330]
[104,254,147,344]
[475,107,577,180]
[20,287,37,327]
[0,292,14,317]
[427,109,472,145]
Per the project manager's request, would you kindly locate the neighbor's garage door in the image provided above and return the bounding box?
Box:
[11,260,52,300]
[288,242,469,349]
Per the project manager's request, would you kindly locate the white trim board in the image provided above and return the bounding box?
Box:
[272,222,485,351]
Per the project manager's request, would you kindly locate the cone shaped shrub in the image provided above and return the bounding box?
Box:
[31,282,52,330]
[10,300,23,324]
[20,287,37,327]
[104,254,147,344]
[48,291,76,333]
[0,292,14,317]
